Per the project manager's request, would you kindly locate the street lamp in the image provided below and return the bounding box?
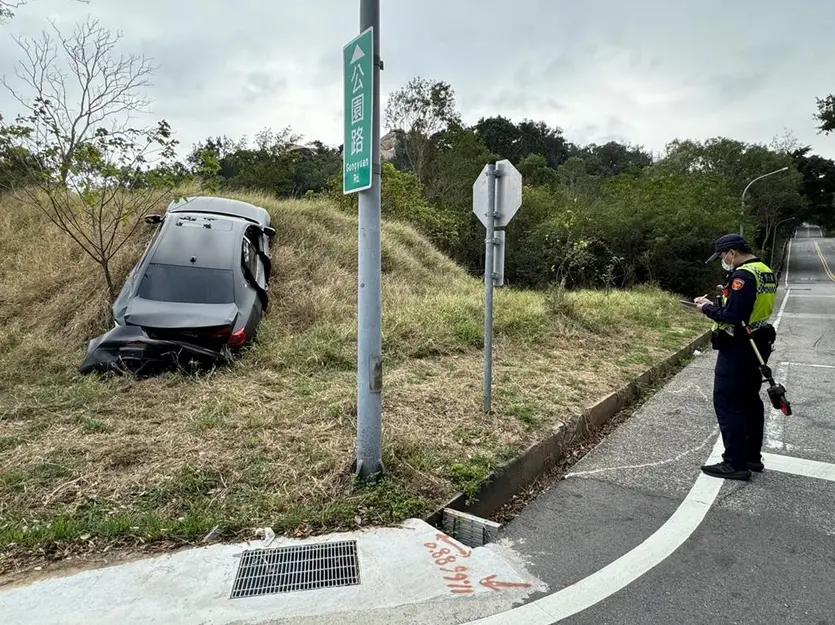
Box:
[740,166,790,237]
[770,216,795,267]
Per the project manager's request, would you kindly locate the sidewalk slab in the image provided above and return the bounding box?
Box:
[0,519,542,625]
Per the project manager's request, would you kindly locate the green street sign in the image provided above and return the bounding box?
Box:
[343,27,374,194]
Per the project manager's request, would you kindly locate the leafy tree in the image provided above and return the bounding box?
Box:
[0,114,39,190]
[517,153,558,187]
[516,120,571,167]
[658,138,801,252]
[792,147,835,231]
[384,77,460,183]
[557,156,595,199]
[506,185,578,286]
[577,141,652,177]
[422,127,496,270]
[189,145,223,192]
[473,116,518,163]
[815,95,835,135]
[287,140,341,196]
[474,117,570,167]
[328,163,457,250]
[595,173,738,293]
[188,129,339,197]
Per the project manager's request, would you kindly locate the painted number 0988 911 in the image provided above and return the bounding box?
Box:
[424,534,474,595]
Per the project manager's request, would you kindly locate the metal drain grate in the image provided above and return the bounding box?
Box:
[442,508,502,548]
[230,540,360,598]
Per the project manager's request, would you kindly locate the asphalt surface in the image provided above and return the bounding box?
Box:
[489,225,835,625]
[4,228,832,625]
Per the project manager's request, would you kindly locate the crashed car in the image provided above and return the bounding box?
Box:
[80,196,275,374]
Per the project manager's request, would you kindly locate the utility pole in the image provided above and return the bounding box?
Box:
[353,0,382,479]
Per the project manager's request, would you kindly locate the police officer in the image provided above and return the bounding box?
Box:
[694,233,778,481]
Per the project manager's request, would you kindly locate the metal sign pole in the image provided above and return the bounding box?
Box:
[356,0,383,478]
[473,159,521,414]
[483,163,497,413]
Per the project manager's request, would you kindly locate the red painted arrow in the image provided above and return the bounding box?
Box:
[479,575,533,591]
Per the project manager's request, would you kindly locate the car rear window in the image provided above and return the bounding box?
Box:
[138,263,235,304]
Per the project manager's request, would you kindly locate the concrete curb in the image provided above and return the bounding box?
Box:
[425,330,712,525]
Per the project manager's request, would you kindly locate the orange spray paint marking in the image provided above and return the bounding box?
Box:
[479,574,533,591]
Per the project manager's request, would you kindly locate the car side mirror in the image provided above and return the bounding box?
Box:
[263,226,276,238]
[144,214,163,224]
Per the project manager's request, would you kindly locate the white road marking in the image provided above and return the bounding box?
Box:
[780,362,835,370]
[779,312,835,320]
[467,241,833,624]
[464,441,835,625]
[784,237,792,285]
[772,287,791,331]
[669,382,711,404]
[761,453,835,482]
[565,428,719,478]
[463,437,726,625]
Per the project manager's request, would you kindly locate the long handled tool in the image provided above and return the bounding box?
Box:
[739,321,792,415]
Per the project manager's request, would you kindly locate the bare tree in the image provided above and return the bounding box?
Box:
[1,18,177,300]
[384,77,460,183]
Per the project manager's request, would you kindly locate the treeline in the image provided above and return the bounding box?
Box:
[173,78,835,295]
[4,74,835,296]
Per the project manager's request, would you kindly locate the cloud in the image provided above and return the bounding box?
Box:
[0,0,833,159]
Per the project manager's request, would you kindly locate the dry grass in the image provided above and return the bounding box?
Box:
[0,189,705,573]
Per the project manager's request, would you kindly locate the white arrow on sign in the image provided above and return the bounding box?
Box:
[350,44,365,63]
[472,159,522,228]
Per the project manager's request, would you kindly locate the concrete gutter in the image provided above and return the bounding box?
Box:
[426,331,711,524]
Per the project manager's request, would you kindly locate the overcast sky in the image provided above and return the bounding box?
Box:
[2,0,834,159]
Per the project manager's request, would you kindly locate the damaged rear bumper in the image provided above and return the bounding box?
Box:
[80,325,229,375]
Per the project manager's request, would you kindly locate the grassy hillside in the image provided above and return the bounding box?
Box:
[0,190,705,572]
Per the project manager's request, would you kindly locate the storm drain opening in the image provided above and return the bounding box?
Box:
[230,540,360,598]
[442,508,502,548]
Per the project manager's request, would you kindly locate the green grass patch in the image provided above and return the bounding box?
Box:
[75,415,111,434]
[0,190,707,568]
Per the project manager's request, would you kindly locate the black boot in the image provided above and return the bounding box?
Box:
[747,459,764,472]
[701,461,751,481]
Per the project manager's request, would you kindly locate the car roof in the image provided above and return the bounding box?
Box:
[150,213,242,269]
[167,196,271,227]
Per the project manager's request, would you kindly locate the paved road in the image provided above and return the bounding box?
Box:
[4,230,831,625]
[469,226,835,625]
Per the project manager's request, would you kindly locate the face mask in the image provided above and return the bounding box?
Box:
[721,254,733,271]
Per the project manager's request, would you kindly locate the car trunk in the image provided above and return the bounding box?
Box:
[124,298,239,349]
[79,326,230,375]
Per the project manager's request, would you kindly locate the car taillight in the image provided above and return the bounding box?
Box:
[228,328,247,348]
[208,328,231,340]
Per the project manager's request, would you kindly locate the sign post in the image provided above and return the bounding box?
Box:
[473,159,522,412]
[344,1,383,479]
